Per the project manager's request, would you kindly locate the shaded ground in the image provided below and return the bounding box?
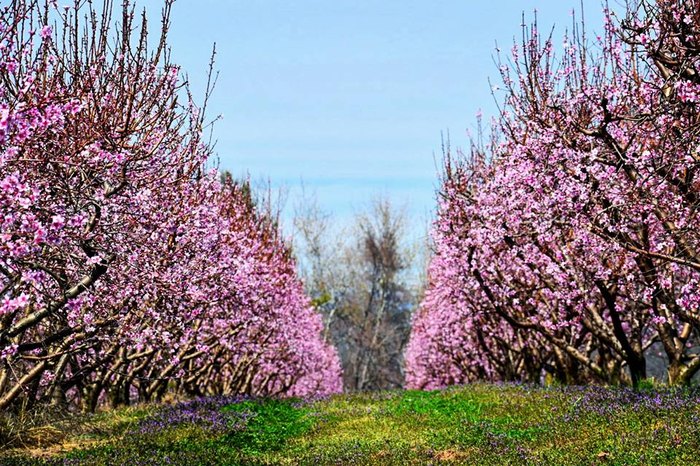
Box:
[2,384,700,465]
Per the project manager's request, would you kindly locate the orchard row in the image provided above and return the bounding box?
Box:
[0,0,341,412]
[407,1,700,388]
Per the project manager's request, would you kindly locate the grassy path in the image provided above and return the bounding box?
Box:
[3,384,700,465]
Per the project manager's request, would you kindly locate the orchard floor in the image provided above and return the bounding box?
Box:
[2,384,700,465]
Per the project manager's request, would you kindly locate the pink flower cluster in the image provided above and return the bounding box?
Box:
[407,0,700,388]
[0,1,340,411]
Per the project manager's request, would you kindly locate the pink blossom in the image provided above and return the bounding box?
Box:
[40,25,52,40]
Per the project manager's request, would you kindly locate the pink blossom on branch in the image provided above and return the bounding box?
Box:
[0,0,340,411]
[407,0,700,388]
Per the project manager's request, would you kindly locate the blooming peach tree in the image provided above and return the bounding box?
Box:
[0,0,341,411]
[407,0,700,388]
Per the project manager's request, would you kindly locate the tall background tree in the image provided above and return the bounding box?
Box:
[295,196,420,391]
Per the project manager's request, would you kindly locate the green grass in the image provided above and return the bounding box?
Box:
[222,399,314,454]
[3,384,700,465]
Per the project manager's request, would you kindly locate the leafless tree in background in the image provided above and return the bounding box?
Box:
[294,195,420,391]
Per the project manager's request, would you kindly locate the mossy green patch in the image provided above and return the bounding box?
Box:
[221,399,313,454]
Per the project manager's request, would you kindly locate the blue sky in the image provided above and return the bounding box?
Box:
[139,0,607,235]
